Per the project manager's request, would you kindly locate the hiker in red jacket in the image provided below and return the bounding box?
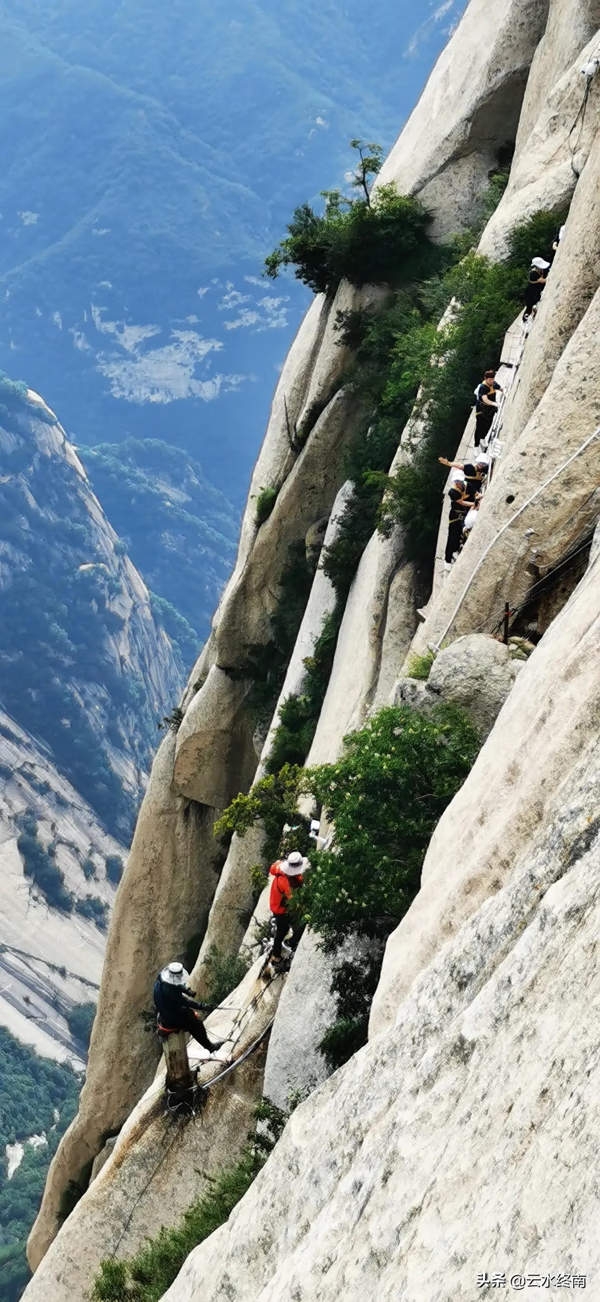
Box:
[269,851,309,966]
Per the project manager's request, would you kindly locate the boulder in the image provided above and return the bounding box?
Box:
[427,635,523,730]
[376,0,549,237]
[27,732,219,1269]
[393,634,523,738]
[173,666,257,806]
[371,523,600,1037]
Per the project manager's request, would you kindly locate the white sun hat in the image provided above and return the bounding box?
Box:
[160,961,190,986]
[283,851,308,876]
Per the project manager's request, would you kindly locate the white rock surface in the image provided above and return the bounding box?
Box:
[376,0,549,236]
[161,808,600,1300]
[411,279,600,656]
[263,931,337,1109]
[23,960,284,1302]
[479,32,600,259]
[27,731,220,1270]
[512,0,600,166]
[392,633,523,738]
[372,525,600,1036]
[494,115,600,450]
[305,524,407,766]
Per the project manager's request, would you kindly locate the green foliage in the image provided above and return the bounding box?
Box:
[74,895,109,931]
[91,1100,287,1302]
[265,608,342,774]
[82,857,97,881]
[201,944,252,1008]
[16,815,73,914]
[255,486,278,525]
[215,764,307,864]
[405,649,436,680]
[242,542,314,725]
[66,1003,96,1051]
[303,704,480,947]
[378,205,568,561]
[105,855,124,886]
[320,289,437,599]
[149,594,198,669]
[266,141,440,296]
[0,1028,80,1300]
[318,949,382,1071]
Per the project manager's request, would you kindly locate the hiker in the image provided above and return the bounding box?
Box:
[474,370,502,447]
[153,962,222,1053]
[462,500,480,543]
[439,452,489,500]
[523,257,550,321]
[445,481,471,566]
[551,225,565,260]
[268,851,309,967]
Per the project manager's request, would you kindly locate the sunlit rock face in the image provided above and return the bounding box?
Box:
[25,0,600,1289]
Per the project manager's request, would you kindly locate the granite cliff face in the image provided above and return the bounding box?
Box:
[0,707,126,1070]
[0,381,184,1067]
[0,382,183,839]
[23,0,600,1296]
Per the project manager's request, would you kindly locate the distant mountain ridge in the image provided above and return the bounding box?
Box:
[79,439,239,657]
[0,374,183,839]
[0,0,464,502]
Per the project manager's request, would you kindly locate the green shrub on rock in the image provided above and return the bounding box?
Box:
[303,703,480,948]
[255,486,278,525]
[91,1102,287,1302]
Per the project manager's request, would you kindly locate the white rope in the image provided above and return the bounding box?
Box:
[433,424,600,650]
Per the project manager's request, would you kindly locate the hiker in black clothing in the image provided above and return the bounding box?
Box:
[445,482,471,565]
[153,962,222,1053]
[474,370,502,447]
[523,257,550,321]
[439,452,489,501]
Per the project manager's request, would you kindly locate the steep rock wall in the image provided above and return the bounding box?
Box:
[0,708,125,1067]
[376,0,549,236]
[24,961,283,1302]
[490,107,600,447]
[512,0,600,163]
[28,731,220,1269]
[410,279,600,656]
[371,524,600,1035]
[29,0,600,1282]
[159,539,600,1302]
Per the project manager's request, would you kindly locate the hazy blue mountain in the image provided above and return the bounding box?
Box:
[0,375,183,839]
[0,0,465,505]
[79,438,239,655]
